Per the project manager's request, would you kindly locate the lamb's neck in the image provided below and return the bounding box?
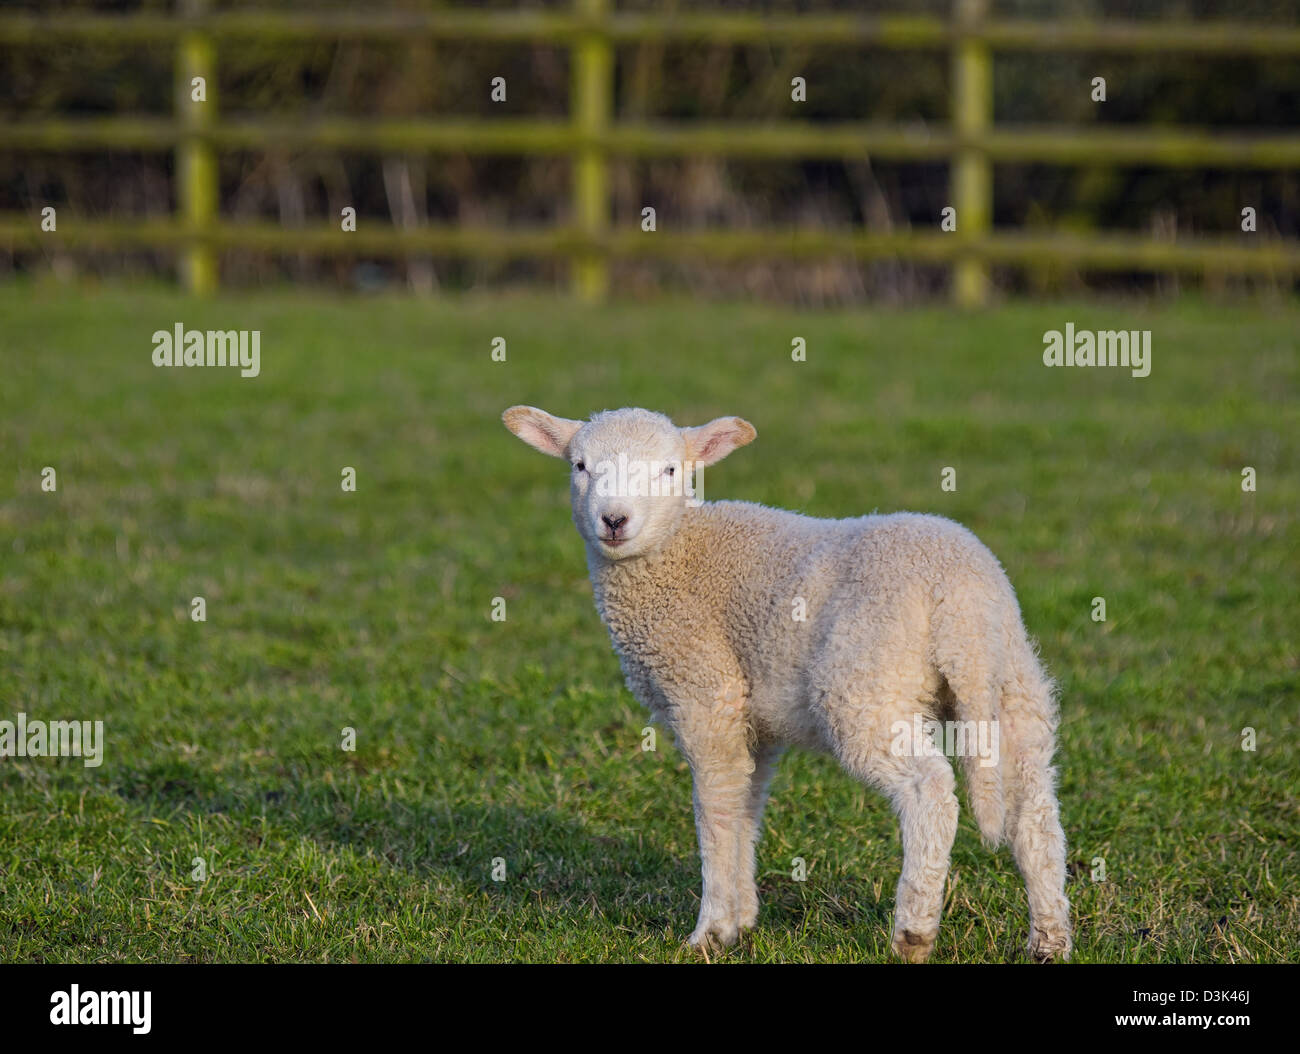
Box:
[587,540,671,606]
[586,516,700,611]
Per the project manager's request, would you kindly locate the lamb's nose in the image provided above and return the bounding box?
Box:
[602,514,627,533]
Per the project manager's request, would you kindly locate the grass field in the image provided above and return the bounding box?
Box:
[1,282,1296,963]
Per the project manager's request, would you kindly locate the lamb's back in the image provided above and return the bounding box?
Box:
[687,503,1013,681]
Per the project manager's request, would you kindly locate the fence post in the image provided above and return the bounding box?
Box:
[177,0,217,294]
[572,0,611,302]
[952,0,991,306]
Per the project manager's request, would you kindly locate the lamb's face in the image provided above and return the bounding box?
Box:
[566,410,689,560]
[503,405,757,562]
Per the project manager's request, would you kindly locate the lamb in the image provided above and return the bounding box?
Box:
[503,404,1072,962]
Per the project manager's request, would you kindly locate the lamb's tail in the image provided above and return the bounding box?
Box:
[952,677,1006,849]
[932,599,1010,848]
[937,607,1062,850]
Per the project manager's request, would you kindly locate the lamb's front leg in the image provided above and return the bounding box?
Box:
[676,681,754,952]
[736,743,783,933]
[688,758,751,950]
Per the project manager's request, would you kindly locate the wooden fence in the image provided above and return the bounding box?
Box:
[2,0,1299,303]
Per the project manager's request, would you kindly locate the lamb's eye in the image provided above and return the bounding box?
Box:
[664,465,675,477]
[574,460,585,472]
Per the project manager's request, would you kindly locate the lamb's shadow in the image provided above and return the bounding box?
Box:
[321,798,699,934]
[304,791,899,944]
[314,800,898,947]
[106,762,693,934]
[107,760,895,948]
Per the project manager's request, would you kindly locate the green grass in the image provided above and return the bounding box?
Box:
[0,282,1296,963]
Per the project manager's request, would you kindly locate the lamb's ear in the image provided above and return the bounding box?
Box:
[683,416,757,467]
[503,406,583,459]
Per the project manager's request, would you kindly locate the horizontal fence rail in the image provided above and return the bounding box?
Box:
[2,1,1298,302]
[4,11,1300,53]
[6,119,1300,168]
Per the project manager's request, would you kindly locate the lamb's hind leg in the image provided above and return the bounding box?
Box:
[884,752,959,962]
[1002,647,1072,961]
[833,696,959,963]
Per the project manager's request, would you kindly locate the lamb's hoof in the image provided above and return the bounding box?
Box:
[688,920,739,954]
[891,928,936,963]
[1028,927,1072,962]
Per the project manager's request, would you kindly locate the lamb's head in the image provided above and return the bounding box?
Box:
[503,405,756,560]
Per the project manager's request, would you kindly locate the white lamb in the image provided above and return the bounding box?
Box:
[503,404,1072,962]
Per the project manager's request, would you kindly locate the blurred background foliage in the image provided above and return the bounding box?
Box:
[2,0,1299,302]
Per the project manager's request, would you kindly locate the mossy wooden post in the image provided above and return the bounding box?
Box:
[572,0,611,302]
[177,0,216,294]
[952,0,991,306]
